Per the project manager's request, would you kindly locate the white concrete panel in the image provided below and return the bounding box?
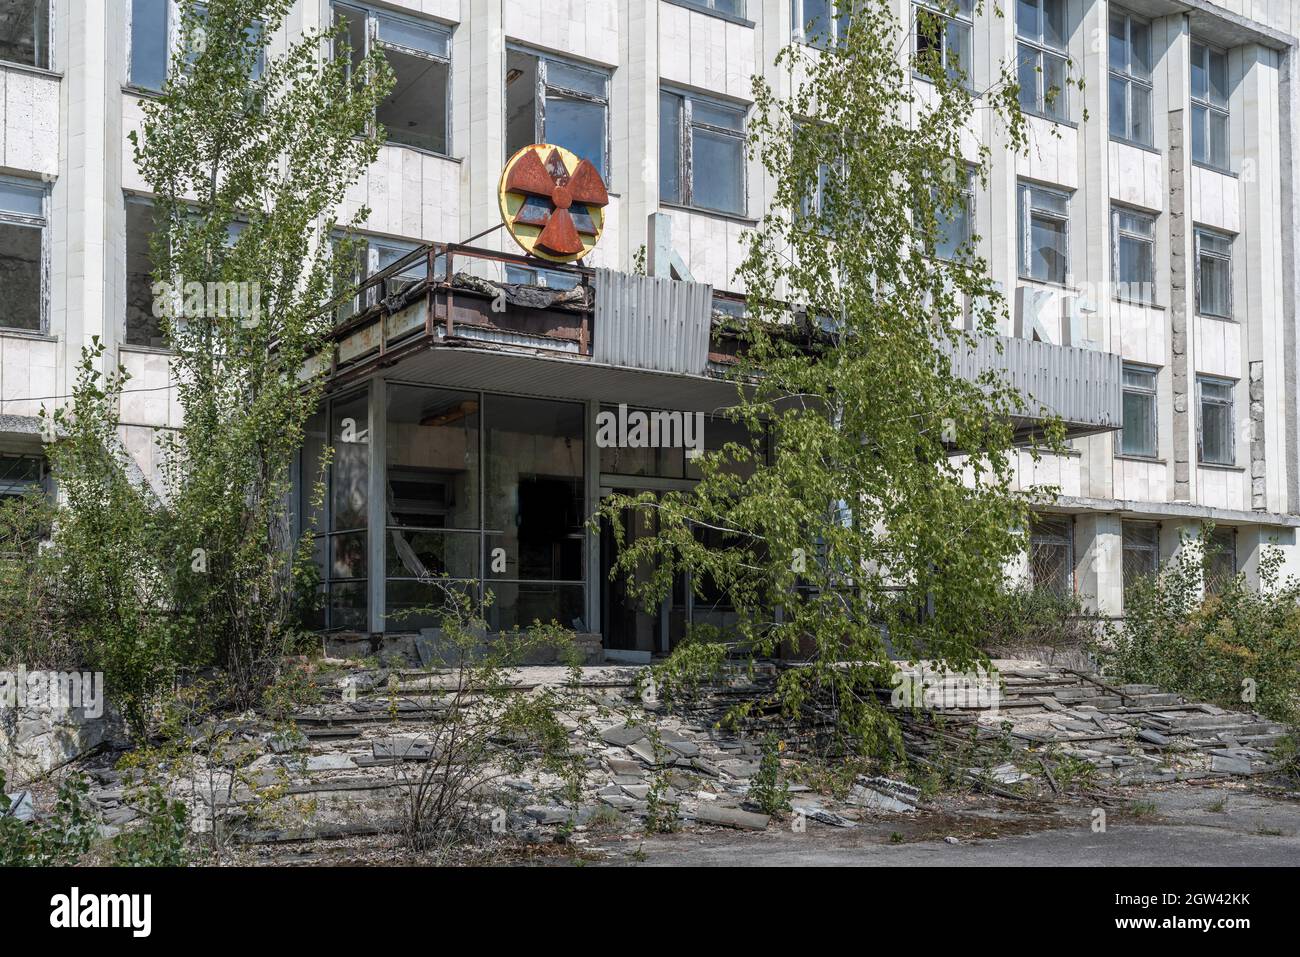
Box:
[0,334,59,417]
[1190,166,1241,233]
[1,67,59,175]
[1192,315,1241,379]
[1108,141,1163,212]
[1017,117,1079,191]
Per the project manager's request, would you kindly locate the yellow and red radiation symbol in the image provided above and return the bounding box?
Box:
[498,144,609,263]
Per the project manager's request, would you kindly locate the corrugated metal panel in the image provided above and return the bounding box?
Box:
[593,269,713,375]
[946,335,1123,433]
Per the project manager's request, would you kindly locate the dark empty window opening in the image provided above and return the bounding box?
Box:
[506,49,610,183]
[0,177,46,332]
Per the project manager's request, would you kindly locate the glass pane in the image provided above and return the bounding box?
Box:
[1198,251,1231,318]
[377,15,448,58]
[1017,44,1039,112]
[1209,110,1229,168]
[331,530,367,580]
[330,391,370,531]
[716,0,742,15]
[328,581,368,631]
[659,92,682,204]
[1200,398,1232,464]
[379,49,449,154]
[692,100,745,131]
[0,222,41,330]
[933,190,969,261]
[0,0,47,68]
[546,94,606,179]
[692,127,745,214]
[1118,235,1154,301]
[1122,366,1156,390]
[125,200,165,347]
[1043,0,1066,49]
[1108,12,1126,74]
[547,60,606,98]
[1121,389,1156,456]
[385,578,479,631]
[1201,379,1233,403]
[485,395,585,581]
[385,385,479,529]
[598,405,686,479]
[1191,103,1208,163]
[1117,210,1153,237]
[1030,185,1068,216]
[1190,43,1208,102]
[1043,52,1067,119]
[945,19,971,85]
[1129,82,1152,145]
[386,528,479,579]
[486,581,586,632]
[336,4,366,80]
[1128,18,1151,79]
[1199,231,1231,257]
[1030,212,1067,283]
[301,409,328,535]
[130,0,168,89]
[802,0,831,47]
[1016,0,1039,41]
[1207,48,1228,107]
[1108,75,1127,139]
[0,179,43,216]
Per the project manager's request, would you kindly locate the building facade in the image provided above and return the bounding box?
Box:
[2,0,1299,654]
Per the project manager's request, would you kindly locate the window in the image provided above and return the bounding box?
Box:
[333,233,439,319]
[1195,228,1232,319]
[660,90,747,216]
[1108,9,1153,146]
[927,168,974,261]
[0,453,43,500]
[1118,364,1157,458]
[1018,183,1069,283]
[1204,526,1236,595]
[791,0,853,50]
[1197,376,1235,466]
[1112,207,1155,304]
[1028,515,1073,597]
[0,0,50,69]
[125,197,165,347]
[913,1,973,88]
[129,0,169,90]
[1121,521,1159,603]
[506,50,610,182]
[505,264,581,290]
[681,0,745,18]
[334,3,451,156]
[0,177,46,332]
[1191,42,1229,169]
[1016,0,1068,121]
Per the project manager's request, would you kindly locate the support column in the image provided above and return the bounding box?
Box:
[1074,514,1122,617]
[368,378,386,634]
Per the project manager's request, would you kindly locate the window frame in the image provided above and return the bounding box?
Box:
[659,87,749,217]
[332,1,453,159]
[0,452,45,500]
[0,174,50,334]
[0,0,53,71]
[506,47,611,185]
[911,0,974,90]
[1018,181,1070,284]
[673,0,748,21]
[1196,374,1236,466]
[791,0,855,51]
[1015,0,1069,122]
[1121,520,1160,605]
[924,164,975,262]
[1194,227,1233,320]
[1117,362,1158,459]
[1108,8,1154,148]
[1111,205,1156,305]
[1190,41,1230,171]
[1028,514,1074,598]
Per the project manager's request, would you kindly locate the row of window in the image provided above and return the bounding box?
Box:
[1120,365,1237,467]
[1030,515,1236,604]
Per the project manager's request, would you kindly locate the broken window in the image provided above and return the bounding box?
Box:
[506,50,610,182]
[1016,0,1068,121]
[1191,41,1229,169]
[913,1,973,88]
[125,197,167,347]
[335,3,451,156]
[327,389,370,631]
[505,264,581,290]
[1121,521,1159,605]
[1028,515,1073,597]
[0,453,42,499]
[0,177,46,332]
[1018,182,1069,284]
[0,0,50,69]
[1204,526,1236,595]
[332,234,438,320]
[660,90,747,216]
[1197,375,1235,466]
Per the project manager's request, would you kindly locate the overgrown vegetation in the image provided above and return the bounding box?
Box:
[598,0,1066,762]
[1097,532,1300,723]
[981,585,1100,658]
[0,0,392,737]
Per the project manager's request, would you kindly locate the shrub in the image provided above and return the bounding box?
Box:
[1097,534,1300,723]
[981,584,1100,658]
[0,771,99,866]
